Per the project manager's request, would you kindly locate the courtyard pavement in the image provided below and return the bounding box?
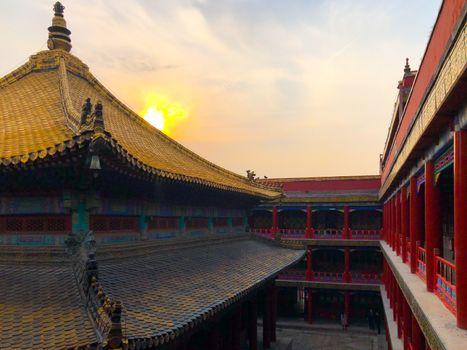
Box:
[258,319,387,350]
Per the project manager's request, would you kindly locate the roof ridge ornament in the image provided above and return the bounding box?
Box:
[404,57,411,77]
[47,2,72,52]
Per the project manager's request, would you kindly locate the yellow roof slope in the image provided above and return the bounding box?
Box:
[0,50,279,199]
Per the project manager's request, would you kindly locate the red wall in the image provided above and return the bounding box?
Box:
[382,0,465,185]
[282,178,381,192]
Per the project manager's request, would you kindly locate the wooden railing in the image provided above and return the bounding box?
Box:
[313,229,343,239]
[434,255,457,316]
[349,272,381,284]
[277,268,306,281]
[416,246,427,281]
[248,228,273,239]
[313,271,344,282]
[350,229,381,240]
[279,228,306,239]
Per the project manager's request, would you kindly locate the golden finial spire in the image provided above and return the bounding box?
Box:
[47,2,72,52]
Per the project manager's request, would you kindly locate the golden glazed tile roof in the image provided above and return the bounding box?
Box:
[0,50,279,199]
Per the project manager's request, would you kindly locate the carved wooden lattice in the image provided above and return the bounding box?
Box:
[0,215,70,233]
[89,215,138,232]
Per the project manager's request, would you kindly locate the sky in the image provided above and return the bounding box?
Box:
[0,0,441,178]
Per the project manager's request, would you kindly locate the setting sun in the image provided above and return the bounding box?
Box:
[143,107,165,130]
[140,94,188,135]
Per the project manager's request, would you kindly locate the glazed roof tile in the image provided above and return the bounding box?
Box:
[0,239,304,349]
[0,261,99,350]
[0,50,279,199]
[99,240,303,342]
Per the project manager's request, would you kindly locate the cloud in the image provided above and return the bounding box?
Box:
[0,0,441,177]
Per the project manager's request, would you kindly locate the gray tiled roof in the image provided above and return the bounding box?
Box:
[0,239,304,349]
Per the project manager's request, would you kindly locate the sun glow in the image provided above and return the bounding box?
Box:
[140,94,188,135]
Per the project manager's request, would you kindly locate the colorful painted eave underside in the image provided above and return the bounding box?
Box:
[0,50,280,199]
[274,194,379,204]
[379,8,466,199]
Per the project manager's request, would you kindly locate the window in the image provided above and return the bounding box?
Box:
[0,215,70,233]
[148,217,178,230]
[89,216,138,232]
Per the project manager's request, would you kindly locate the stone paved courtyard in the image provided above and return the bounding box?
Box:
[258,321,387,350]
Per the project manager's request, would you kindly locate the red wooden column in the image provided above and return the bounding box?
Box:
[424,160,442,292]
[307,288,313,324]
[397,287,402,339]
[409,176,423,274]
[232,306,242,350]
[391,198,396,250]
[411,314,424,350]
[401,186,408,263]
[395,191,401,256]
[248,299,258,350]
[343,205,350,239]
[306,248,313,281]
[208,318,221,350]
[263,289,272,349]
[344,248,351,283]
[271,286,277,342]
[455,129,467,329]
[271,206,278,237]
[344,292,350,326]
[306,206,313,238]
[403,298,411,350]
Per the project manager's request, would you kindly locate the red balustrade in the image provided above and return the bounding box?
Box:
[434,255,457,316]
[248,228,274,239]
[416,246,427,282]
[277,268,306,281]
[350,272,382,284]
[313,271,344,282]
[279,228,306,240]
[312,229,343,239]
[407,241,412,267]
[350,229,381,240]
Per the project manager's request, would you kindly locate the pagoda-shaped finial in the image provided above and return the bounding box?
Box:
[47,2,72,52]
[404,57,411,76]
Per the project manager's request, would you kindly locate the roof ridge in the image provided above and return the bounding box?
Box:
[63,54,276,193]
[58,57,81,134]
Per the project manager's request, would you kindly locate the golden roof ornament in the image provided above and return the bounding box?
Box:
[47,2,72,52]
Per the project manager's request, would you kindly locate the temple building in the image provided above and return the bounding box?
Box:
[0,1,466,350]
[0,3,303,349]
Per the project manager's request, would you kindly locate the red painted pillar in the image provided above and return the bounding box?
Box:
[344,292,350,326]
[455,129,467,329]
[307,288,313,324]
[424,160,442,292]
[232,305,242,350]
[395,191,401,256]
[409,176,423,274]
[208,318,221,350]
[272,206,278,237]
[344,205,350,239]
[306,206,313,238]
[401,186,408,263]
[391,198,396,250]
[392,276,396,321]
[344,248,351,283]
[403,298,410,350]
[263,289,271,349]
[411,314,424,350]
[271,286,277,342]
[248,299,258,350]
[397,287,402,338]
[306,248,313,281]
